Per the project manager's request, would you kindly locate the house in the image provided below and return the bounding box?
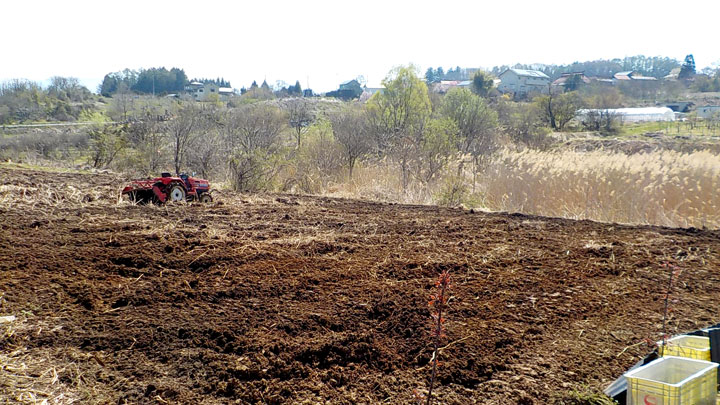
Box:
[665,101,694,113]
[219,87,235,98]
[326,79,364,100]
[696,106,720,119]
[613,71,657,81]
[497,69,550,97]
[552,72,591,89]
[339,79,362,93]
[185,82,235,101]
[186,82,219,101]
[589,77,615,85]
[458,80,472,89]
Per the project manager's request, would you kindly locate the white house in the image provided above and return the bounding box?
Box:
[185,82,217,101]
[219,87,235,98]
[497,69,550,96]
[186,82,234,101]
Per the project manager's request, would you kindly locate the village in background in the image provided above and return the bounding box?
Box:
[2,53,720,229]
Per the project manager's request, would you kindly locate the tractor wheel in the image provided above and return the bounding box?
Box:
[200,193,213,203]
[167,184,186,203]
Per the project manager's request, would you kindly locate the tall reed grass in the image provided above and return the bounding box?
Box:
[479,149,720,228]
[328,149,720,229]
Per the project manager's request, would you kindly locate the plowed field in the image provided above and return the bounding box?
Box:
[1,164,719,404]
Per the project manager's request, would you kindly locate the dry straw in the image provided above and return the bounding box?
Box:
[480,149,720,228]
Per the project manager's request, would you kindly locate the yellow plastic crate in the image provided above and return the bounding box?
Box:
[659,335,711,361]
[625,356,717,405]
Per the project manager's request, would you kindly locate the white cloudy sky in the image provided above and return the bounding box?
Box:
[2,0,719,92]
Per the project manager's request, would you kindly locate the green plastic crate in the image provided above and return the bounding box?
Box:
[659,335,711,361]
[625,356,717,405]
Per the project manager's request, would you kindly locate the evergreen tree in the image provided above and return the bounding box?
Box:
[679,54,696,79]
[470,71,494,97]
[425,67,436,84]
[454,66,462,80]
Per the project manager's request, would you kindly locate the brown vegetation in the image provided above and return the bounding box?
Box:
[1,164,720,403]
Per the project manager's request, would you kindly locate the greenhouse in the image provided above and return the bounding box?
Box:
[577,107,676,123]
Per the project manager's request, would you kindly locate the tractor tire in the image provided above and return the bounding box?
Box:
[167,184,186,203]
[200,193,213,203]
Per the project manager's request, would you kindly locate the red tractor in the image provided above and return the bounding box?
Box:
[122,173,213,204]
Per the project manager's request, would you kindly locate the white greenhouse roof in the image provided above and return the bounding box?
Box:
[613,107,674,116]
[577,107,675,122]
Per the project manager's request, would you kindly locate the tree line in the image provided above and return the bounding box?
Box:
[99,67,188,96]
[490,55,682,79]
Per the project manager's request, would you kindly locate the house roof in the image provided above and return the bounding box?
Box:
[552,73,591,86]
[613,71,633,80]
[666,101,694,112]
[502,68,550,79]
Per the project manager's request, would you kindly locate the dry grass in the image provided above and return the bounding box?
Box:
[0,318,82,404]
[0,182,111,209]
[479,149,720,228]
[318,148,720,229]
[323,164,437,205]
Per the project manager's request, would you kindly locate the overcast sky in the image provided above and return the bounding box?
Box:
[2,0,719,92]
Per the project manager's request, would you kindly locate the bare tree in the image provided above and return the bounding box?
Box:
[108,82,135,122]
[284,98,313,148]
[88,124,128,168]
[127,102,173,174]
[535,84,584,131]
[329,106,373,179]
[413,117,459,185]
[223,104,286,191]
[281,119,344,193]
[189,130,220,179]
[167,103,204,175]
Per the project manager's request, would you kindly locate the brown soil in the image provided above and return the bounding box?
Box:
[1,164,719,404]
